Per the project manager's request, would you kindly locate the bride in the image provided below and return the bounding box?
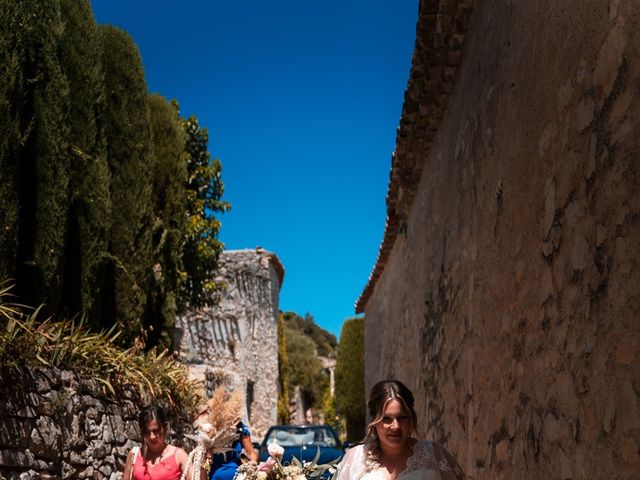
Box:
[335,380,465,480]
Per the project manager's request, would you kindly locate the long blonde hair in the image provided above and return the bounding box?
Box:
[363,380,417,465]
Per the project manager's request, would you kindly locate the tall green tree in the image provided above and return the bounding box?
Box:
[146,94,187,349]
[180,114,230,309]
[0,0,71,312]
[335,316,365,442]
[0,0,24,283]
[98,25,155,343]
[58,0,111,320]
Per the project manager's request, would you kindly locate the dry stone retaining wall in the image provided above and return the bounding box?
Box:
[361,1,640,479]
[0,367,192,480]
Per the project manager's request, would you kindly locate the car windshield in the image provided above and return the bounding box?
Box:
[265,427,338,448]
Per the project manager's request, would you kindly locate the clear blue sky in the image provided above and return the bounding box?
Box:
[91,0,418,338]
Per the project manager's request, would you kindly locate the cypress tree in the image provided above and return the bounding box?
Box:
[0,0,24,282]
[146,94,187,349]
[29,1,71,312]
[0,0,71,311]
[58,0,111,323]
[335,316,366,442]
[99,25,155,343]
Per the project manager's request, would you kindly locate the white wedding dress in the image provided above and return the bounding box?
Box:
[334,440,465,480]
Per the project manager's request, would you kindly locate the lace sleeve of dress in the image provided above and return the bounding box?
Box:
[432,442,466,480]
[335,445,364,480]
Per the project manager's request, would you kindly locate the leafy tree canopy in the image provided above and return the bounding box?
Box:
[179,112,231,309]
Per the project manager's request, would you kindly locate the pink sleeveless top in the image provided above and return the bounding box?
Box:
[133,447,182,480]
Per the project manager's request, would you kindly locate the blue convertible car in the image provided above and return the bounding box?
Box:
[259,425,345,465]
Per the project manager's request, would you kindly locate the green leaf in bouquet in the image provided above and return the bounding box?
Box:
[311,445,322,465]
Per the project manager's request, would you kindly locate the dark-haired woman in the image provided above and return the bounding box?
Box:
[335,380,465,480]
[123,405,197,480]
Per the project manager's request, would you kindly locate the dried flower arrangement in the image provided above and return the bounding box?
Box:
[181,387,244,480]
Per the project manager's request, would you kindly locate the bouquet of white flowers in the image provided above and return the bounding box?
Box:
[234,443,337,480]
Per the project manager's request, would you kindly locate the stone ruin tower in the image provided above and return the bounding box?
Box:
[175,248,284,441]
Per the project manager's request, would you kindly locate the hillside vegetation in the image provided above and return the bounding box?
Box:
[279,311,336,418]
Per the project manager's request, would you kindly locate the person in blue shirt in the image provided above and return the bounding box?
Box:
[209,421,257,480]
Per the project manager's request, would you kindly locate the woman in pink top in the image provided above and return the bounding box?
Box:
[123,405,203,480]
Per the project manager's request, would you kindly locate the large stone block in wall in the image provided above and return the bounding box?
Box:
[176,248,284,441]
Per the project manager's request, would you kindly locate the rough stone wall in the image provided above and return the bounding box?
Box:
[361,1,639,479]
[0,368,192,480]
[176,249,283,441]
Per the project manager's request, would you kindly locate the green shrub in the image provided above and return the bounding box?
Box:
[0,282,201,411]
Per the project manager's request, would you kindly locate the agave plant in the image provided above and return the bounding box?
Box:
[0,281,202,410]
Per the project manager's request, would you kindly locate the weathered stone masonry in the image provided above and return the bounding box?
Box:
[358,1,639,479]
[176,249,284,441]
[0,368,192,480]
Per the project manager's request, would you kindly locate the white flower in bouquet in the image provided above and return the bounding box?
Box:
[267,443,284,459]
[200,422,213,433]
